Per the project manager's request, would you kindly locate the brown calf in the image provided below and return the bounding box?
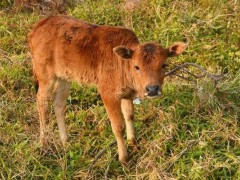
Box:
[28,16,187,163]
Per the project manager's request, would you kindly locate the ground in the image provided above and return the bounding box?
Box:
[0,0,240,179]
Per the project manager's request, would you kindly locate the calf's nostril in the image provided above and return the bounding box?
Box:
[154,85,159,92]
[146,86,150,92]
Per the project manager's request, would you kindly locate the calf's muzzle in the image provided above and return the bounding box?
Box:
[145,85,160,97]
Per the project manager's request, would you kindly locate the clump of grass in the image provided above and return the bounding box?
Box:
[0,0,240,179]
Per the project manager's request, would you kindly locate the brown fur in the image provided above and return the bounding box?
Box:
[28,15,187,163]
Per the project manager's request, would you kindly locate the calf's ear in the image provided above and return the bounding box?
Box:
[167,42,187,57]
[113,46,133,60]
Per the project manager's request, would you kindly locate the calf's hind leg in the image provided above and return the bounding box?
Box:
[37,79,54,145]
[53,79,70,145]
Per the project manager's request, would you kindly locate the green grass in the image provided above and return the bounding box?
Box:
[0,0,240,179]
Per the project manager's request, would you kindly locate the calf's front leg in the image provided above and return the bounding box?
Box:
[101,95,128,164]
[121,99,135,145]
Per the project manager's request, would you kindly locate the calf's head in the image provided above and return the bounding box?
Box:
[113,42,187,98]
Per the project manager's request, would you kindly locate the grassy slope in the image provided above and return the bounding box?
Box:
[0,0,240,179]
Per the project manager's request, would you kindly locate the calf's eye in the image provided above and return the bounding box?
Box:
[162,64,167,68]
[134,66,140,70]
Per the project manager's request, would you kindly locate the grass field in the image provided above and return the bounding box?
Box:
[0,0,240,179]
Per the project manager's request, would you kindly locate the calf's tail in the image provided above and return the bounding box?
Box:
[33,69,39,94]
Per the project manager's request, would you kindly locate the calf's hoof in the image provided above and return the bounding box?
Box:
[118,154,129,165]
[60,136,68,146]
[40,136,49,146]
[127,138,137,146]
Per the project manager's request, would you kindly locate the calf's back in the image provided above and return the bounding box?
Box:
[28,16,139,87]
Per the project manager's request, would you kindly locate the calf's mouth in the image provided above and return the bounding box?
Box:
[144,91,161,99]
